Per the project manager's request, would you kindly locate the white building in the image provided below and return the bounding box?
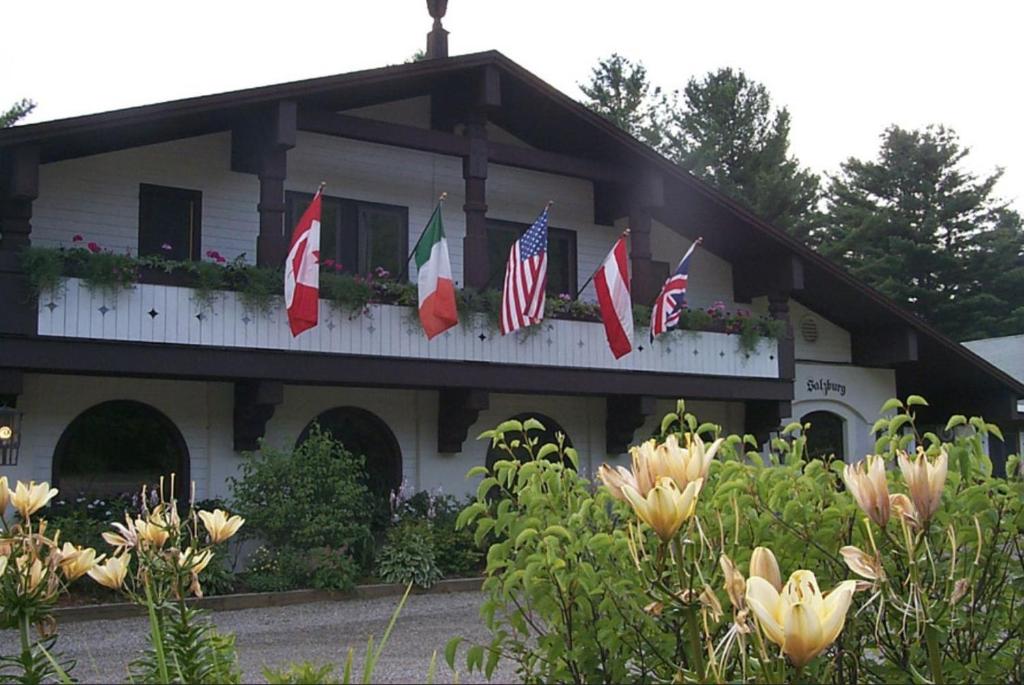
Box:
[1,20,1021,503]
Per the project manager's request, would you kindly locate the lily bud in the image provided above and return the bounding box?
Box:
[719,554,747,610]
[0,476,9,512]
[9,481,59,519]
[749,547,783,592]
[842,456,890,527]
[839,545,884,581]
[622,477,702,542]
[746,570,858,668]
[888,493,920,529]
[897,448,947,524]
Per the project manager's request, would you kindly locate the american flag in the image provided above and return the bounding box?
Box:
[651,238,701,341]
[500,206,549,335]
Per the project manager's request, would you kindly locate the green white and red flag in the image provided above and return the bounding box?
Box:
[415,202,458,339]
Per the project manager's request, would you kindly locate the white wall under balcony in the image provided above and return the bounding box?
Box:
[38,279,780,379]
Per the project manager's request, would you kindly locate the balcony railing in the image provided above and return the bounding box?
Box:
[36,278,780,378]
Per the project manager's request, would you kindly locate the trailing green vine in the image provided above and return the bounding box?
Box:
[21,242,784,353]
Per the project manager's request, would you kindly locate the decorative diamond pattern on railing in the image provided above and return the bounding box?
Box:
[36,279,779,379]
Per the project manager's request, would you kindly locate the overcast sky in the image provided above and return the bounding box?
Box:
[3,0,1020,209]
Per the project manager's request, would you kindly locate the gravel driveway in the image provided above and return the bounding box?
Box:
[0,591,517,683]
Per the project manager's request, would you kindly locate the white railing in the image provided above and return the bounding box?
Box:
[37,278,780,378]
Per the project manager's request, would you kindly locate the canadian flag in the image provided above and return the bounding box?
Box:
[594,235,633,359]
[284,190,322,336]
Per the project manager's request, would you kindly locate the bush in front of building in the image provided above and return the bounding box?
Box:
[230,426,373,592]
[375,519,442,589]
[387,489,484,579]
[449,398,1024,684]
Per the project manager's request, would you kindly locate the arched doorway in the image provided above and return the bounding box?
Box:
[800,410,846,462]
[485,412,575,470]
[297,407,403,504]
[53,400,190,500]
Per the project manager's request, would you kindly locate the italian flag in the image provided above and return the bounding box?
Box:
[415,204,458,339]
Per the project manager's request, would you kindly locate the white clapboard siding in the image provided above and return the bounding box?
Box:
[39,279,780,379]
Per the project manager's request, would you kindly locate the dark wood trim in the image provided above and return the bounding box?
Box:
[233,380,283,451]
[0,335,794,402]
[438,388,490,453]
[298,108,469,157]
[462,109,490,289]
[0,145,39,251]
[606,395,655,454]
[852,328,919,367]
[744,399,792,447]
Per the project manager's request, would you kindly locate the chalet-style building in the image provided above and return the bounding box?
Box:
[1,13,1021,502]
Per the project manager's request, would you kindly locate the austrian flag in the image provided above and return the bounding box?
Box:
[415,203,458,339]
[284,189,322,336]
[594,235,633,359]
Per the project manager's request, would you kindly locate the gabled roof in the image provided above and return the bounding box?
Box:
[3,50,1022,414]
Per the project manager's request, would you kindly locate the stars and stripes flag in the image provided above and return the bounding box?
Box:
[594,234,633,359]
[650,237,702,341]
[500,205,550,335]
[284,186,322,337]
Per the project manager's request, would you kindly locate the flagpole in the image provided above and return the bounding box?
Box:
[398,192,447,282]
[573,228,630,300]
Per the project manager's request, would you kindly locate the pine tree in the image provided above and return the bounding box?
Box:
[1,99,35,128]
[662,68,819,238]
[821,125,1023,340]
[578,54,665,148]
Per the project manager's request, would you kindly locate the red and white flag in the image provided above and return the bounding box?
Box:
[594,235,633,359]
[284,189,322,337]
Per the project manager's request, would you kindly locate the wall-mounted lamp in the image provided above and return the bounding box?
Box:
[0,405,23,466]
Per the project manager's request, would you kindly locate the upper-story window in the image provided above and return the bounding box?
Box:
[138,184,202,261]
[286,192,408,278]
[486,219,577,296]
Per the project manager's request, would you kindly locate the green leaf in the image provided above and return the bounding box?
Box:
[906,394,929,407]
[476,429,495,441]
[782,421,802,436]
[888,414,912,433]
[870,418,889,435]
[523,418,546,433]
[444,637,463,669]
[660,412,679,435]
[535,443,559,461]
[880,398,904,413]
[696,422,718,437]
[466,645,484,672]
[986,423,1005,441]
[495,420,524,436]
[944,415,967,432]
[465,465,490,479]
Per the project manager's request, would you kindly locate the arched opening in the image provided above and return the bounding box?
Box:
[297,407,403,506]
[52,400,190,500]
[800,410,846,462]
[485,412,575,470]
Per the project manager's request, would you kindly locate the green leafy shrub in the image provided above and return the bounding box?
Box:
[390,490,483,577]
[230,423,374,585]
[375,520,442,589]
[310,548,359,591]
[263,661,340,684]
[451,399,1024,684]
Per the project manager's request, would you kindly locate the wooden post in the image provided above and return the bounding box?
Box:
[0,145,39,251]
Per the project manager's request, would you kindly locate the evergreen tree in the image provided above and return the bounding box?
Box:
[821,125,1023,340]
[578,54,665,148]
[1,99,35,128]
[662,68,819,238]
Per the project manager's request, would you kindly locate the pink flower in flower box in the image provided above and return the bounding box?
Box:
[87,242,102,254]
[72,234,84,243]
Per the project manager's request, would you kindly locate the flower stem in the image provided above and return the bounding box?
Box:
[925,625,945,685]
[143,579,171,685]
[684,606,706,682]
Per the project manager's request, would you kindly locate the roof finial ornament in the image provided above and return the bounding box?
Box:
[425,0,449,59]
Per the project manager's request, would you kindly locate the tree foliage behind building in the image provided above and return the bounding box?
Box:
[579,55,1024,340]
[1,98,35,128]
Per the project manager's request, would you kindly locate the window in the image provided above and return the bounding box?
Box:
[800,410,846,463]
[285,192,408,278]
[53,400,190,500]
[485,219,577,295]
[138,184,202,261]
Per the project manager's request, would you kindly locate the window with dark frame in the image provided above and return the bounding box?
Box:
[485,218,577,296]
[285,192,408,279]
[138,184,202,261]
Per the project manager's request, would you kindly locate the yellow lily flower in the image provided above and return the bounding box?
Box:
[746,570,858,668]
[179,548,214,575]
[622,477,702,542]
[59,542,104,582]
[198,509,245,544]
[88,554,131,590]
[656,433,723,491]
[9,481,59,519]
[842,456,890,527]
[134,512,170,548]
[0,476,9,511]
[750,546,783,592]
[102,514,139,550]
[897,448,947,524]
[597,464,639,501]
[888,493,920,529]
